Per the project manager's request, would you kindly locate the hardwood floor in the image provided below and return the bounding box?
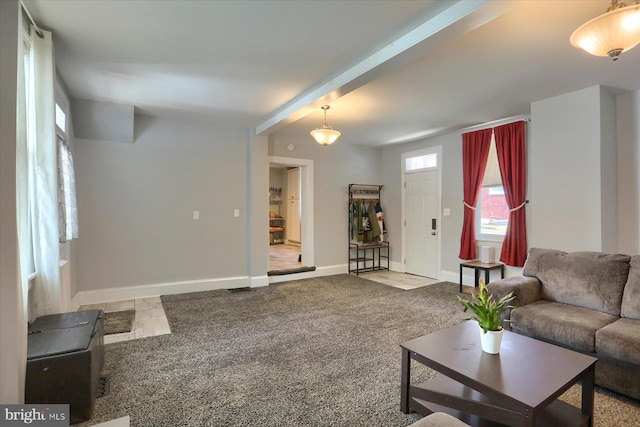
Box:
[269,243,302,271]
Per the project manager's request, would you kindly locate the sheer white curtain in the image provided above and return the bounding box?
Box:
[28,25,62,318]
[14,6,30,403]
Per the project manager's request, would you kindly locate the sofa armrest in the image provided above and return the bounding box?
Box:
[486,275,541,307]
[486,276,541,330]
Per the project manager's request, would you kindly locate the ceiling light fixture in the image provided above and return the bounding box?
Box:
[310,105,341,146]
[570,0,640,60]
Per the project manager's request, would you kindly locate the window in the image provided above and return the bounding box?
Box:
[405,153,437,171]
[56,101,79,243]
[55,103,66,133]
[476,135,509,241]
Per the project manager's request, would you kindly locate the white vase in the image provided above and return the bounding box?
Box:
[479,328,503,354]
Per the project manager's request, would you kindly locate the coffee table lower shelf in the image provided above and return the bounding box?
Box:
[410,375,590,427]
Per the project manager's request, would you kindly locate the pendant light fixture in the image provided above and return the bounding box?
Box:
[310,105,341,146]
[570,0,640,60]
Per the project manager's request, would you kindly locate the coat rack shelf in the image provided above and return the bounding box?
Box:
[348,184,389,275]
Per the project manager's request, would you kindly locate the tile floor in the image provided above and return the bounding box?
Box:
[356,270,444,290]
[78,296,171,344]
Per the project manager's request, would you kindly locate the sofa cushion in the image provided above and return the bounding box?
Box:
[621,255,640,320]
[522,248,630,315]
[510,300,619,353]
[595,318,640,365]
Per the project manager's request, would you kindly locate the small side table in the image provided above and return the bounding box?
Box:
[459,260,505,293]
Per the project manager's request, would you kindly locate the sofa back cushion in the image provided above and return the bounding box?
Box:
[621,255,640,320]
[523,248,630,315]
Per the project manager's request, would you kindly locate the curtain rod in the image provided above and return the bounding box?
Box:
[459,114,530,134]
[20,1,44,38]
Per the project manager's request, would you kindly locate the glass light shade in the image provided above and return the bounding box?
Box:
[570,4,640,59]
[310,127,341,146]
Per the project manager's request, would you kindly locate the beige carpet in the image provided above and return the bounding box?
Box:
[79,276,640,427]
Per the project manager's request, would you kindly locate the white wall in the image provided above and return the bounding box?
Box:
[269,131,382,268]
[617,90,640,254]
[0,0,23,403]
[74,116,249,295]
[529,86,615,252]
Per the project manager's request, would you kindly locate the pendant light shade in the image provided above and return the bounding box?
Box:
[310,105,341,146]
[570,1,640,60]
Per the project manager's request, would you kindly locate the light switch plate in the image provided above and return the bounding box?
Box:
[234,209,240,217]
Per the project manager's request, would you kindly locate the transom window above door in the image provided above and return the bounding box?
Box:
[405,153,437,171]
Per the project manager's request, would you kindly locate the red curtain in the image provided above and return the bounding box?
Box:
[459,129,492,260]
[494,121,527,266]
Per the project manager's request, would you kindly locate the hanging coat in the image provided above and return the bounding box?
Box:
[349,201,358,240]
[375,202,385,242]
[357,201,364,242]
[365,202,381,243]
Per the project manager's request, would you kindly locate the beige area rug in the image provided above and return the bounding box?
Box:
[359,270,444,290]
[103,310,136,335]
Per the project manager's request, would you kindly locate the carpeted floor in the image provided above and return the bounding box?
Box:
[79,275,640,427]
[103,310,136,335]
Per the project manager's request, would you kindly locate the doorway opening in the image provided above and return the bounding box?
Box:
[268,156,314,275]
[401,146,442,279]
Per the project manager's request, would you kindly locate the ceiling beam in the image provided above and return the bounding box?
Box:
[255,0,518,136]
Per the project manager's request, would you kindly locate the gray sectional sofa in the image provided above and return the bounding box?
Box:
[486,248,640,401]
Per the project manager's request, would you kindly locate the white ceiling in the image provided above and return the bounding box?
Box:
[24,0,640,147]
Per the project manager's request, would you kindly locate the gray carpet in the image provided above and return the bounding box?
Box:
[103,310,136,335]
[79,275,640,427]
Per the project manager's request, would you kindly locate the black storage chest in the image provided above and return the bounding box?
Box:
[26,309,104,424]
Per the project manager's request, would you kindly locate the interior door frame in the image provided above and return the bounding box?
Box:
[268,156,314,267]
[401,146,442,278]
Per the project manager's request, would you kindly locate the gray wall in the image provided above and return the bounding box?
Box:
[617,90,640,254]
[71,98,134,143]
[249,133,269,280]
[529,86,617,252]
[74,116,248,291]
[0,0,22,403]
[269,131,382,267]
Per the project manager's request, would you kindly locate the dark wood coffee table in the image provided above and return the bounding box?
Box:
[400,321,597,427]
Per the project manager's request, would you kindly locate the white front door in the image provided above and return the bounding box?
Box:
[405,169,438,278]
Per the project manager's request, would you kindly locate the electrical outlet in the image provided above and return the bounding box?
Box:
[193,211,200,220]
[234,209,240,218]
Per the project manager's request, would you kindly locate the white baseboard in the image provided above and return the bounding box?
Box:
[268,264,347,284]
[441,267,515,291]
[441,269,476,291]
[72,260,424,308]
[390,261,404,272]
[250,275,269,288]
[71,276,249,310]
